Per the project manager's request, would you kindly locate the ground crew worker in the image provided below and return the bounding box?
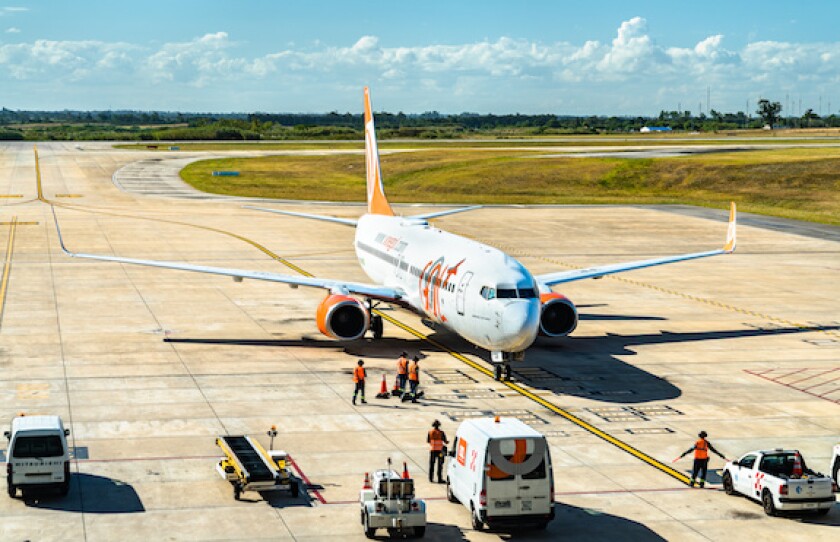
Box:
[396,352,409,394]
[406,356,420,403]
[352,359,367,405]
[678,430,726,487]
[427,420,449,483]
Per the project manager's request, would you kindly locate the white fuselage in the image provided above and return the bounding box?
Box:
[354,214,540,352]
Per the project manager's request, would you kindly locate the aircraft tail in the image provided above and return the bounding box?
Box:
[364,87,395,216]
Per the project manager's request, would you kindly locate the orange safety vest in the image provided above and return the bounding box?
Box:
[353,366,366,383]
[428,429,444,451]
[694,439,709,460]
[408,362,419,381]
[397,357,408,375]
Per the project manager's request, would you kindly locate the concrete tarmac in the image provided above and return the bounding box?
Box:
[0,142,838,541]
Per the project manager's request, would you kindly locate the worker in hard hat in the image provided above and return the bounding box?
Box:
[427,420,450,483]
[677,431,726,488]
[404,356,420,403]
[352,359,367,405]
[396,352,409,396]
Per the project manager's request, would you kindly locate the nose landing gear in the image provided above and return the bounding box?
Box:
[490,351,522,381]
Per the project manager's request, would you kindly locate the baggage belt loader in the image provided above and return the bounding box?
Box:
[216,435,299,500]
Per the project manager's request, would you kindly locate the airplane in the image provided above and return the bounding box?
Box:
[53,87,737,381]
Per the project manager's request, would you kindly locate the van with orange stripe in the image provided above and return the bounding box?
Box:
[446,417,554,531]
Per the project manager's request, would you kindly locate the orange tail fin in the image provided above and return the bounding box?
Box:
[364,87,394,216]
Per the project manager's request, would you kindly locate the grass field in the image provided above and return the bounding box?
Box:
[118,135,840,152]
[179,147,840,225]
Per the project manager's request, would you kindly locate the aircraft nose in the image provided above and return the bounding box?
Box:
[500,300,540,351]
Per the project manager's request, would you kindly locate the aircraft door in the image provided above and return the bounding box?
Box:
[456,272,473,316]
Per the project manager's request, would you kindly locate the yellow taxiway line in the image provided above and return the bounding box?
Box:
[0,217,18,327]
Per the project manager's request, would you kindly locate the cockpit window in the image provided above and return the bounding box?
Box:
[517,288,537,299]
[480,286,496,300]
[497,289,517,299]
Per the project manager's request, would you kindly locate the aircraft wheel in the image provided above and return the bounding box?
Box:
[493,364,502,381]
[371,315,383,340]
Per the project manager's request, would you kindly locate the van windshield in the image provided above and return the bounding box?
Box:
[12,435,64,458]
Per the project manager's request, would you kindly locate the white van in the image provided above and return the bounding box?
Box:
[446,417,554,530]
[4,415,71,498]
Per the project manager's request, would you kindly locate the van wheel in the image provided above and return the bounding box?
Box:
[471,504,483,531]
[6,478,15,498]
[722,472,734,495]
[761,490,777,516]
[446,479,459,503]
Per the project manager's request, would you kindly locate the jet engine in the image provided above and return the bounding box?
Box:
[316,294,370,340]
[538,292,578,337]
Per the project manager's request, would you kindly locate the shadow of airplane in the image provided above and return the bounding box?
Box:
[164,321,836,405]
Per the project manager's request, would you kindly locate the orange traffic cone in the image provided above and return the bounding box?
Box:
[402,462,410,479]
[792,452,803,478]
[376,374,390,399]
[363,472,371,490]
[392,375,402,396]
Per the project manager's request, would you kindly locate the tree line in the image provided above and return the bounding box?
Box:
[1,103,838,141]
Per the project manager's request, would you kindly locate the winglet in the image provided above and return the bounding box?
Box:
[363,87,395,216]
[51,206,73,256]
[723,202,737,253]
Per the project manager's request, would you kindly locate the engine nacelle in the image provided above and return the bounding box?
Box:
[316,294,370,340]
[539,292,578,337]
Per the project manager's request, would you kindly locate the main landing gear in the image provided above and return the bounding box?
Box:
[367,300,384,340]
[490,351,523,382]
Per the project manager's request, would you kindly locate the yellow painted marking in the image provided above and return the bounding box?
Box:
[0,195,24,198]
[16,383,50,400]
[0,222,37,226]
[0,217,17,328]
[35,145,45,203]
[54,194,83,198]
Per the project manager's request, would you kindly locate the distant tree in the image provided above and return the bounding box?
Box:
[801,108,820,127]
[756,99,782,128]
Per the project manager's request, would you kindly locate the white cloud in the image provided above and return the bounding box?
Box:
[1,18,840,113]
[0,6,28,16]
[5,26,19,33]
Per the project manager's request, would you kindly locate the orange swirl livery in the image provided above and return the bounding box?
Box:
[54,87,737,381]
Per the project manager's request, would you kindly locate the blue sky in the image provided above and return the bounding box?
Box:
[1,1,838,115]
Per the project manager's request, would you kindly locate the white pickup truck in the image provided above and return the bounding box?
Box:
[722,449,836,516]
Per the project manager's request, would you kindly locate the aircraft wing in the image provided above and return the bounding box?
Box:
[536,203,737,287]
[409,205,482,220]
[52,209,401,303]
[243,206,358,226]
